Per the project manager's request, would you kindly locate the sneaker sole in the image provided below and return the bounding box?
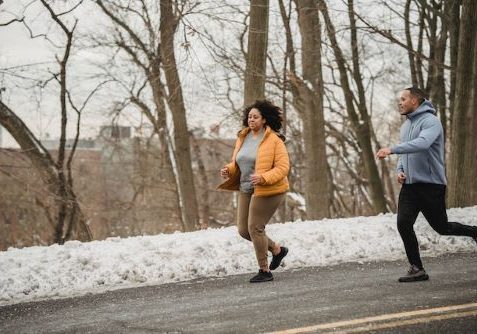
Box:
[270,247,289,270]
[249,277,274,283]
[398,274,429,283]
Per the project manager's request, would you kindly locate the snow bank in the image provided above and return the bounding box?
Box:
[1,207,476,306]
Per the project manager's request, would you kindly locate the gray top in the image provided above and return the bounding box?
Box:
[236,129,264,193]
[391,100,446,185]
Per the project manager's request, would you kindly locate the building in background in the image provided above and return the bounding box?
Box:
[39,125,132,150]
[0,124,237,250]
[99,125,131,140]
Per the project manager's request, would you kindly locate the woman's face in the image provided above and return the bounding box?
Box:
[248,108,266,131]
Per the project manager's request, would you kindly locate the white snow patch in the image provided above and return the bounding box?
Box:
[1,206,476,306]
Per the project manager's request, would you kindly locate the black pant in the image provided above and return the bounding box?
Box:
[397,183,477,269]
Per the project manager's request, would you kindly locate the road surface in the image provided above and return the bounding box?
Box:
[1,252,476,333]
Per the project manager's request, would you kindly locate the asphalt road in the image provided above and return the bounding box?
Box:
[1,253,476,334]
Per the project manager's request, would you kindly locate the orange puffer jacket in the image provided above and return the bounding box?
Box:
[218,126,290,197]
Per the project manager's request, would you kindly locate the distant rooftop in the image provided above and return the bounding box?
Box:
[40,126,132,150]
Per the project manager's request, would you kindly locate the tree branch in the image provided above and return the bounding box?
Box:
[353,7,452,70]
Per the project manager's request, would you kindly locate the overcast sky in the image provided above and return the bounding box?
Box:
[0,0,405,148]
[0,1,236,148]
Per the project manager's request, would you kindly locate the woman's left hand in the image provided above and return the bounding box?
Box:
[250,174,262,186]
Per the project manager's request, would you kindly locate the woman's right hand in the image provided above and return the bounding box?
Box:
[397,172,406,184]
[220,167,230,179]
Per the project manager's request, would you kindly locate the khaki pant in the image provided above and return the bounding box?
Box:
[237,192,285,268]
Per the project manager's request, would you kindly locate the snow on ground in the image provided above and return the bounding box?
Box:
[1,207,476,306]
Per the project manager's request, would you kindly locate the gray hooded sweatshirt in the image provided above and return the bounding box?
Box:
[390,100,446,185]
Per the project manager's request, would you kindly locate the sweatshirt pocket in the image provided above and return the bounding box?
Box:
[408,154,427,182]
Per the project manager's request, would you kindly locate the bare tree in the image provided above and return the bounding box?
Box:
[95,0,200,231]
[0,1,94,244]
[404,0,449,138]
[318,0,387,214]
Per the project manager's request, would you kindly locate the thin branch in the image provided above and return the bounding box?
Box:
[57,0,84,17]
[96,0,150,57]
[354,8,452,70]
[0,17,24,26]
[40,0,74,36]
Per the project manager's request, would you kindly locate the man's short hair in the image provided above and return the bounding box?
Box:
[405,86,428,104]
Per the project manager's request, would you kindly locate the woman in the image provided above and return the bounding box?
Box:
[218,99,290,283]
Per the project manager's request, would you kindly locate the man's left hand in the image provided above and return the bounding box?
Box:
[376,147,392,159]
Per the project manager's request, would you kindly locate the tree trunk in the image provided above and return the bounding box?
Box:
[448,0,477,207]
[318,0,387,214]
[471,40,477,203]
[160,0,199,231]
[404,0,418,87]
[448,1,461,139]
[191,135,211,228]
[428,2,448,140]
[416,7,426,89]
[244,0,269,105]
[292,0,330,219]
[149,63,186,232]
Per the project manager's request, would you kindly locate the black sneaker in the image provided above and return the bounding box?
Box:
[249,269,273,283]
[269,247,288,270]
[398,265,429,283]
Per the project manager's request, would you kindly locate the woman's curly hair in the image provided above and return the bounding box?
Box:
[241,99,284,136]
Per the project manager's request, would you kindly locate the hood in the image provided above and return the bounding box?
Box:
[407,100,437,119]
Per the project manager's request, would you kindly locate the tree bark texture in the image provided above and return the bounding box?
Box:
[448,0,477,207]
[427,1,448,140]
[244,0,269,105]
[448,0,461,139]
[191,136,211,228]
[405,0,418,87]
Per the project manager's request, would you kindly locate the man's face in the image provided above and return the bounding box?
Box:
[399,90,418,115]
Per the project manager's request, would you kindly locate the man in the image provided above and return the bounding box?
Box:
[376,86,477,283]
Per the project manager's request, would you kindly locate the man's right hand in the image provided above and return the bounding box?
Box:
[397,172,406,184]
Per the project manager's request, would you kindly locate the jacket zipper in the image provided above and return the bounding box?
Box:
[254,128,269,175]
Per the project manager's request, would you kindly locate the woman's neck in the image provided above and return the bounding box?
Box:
[251,127,264,137]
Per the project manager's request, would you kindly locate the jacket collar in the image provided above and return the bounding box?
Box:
[238,125,272,139]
